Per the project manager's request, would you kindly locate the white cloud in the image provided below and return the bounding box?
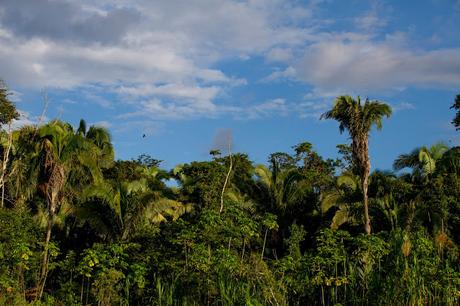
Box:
[0,0,313,120]
[117,84,220,105]
[118,97,292,121]
[258,4,460,95]
[0,38,225,88]
[294,37,460,94]
[0,0,312,89]
[118,98,218,120]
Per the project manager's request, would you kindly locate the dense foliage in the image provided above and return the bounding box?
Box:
[0,89,459,305]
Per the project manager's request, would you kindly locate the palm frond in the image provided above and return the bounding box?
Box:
[321,193,341,214]
[331,205,350,230]
[255,164,272,188]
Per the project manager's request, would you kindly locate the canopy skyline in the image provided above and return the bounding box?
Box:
[1,0,459,169]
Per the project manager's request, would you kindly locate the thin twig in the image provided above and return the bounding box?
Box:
[34,88,49,136]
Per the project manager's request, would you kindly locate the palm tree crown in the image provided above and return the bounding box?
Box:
[393,142,448,179]
[321,96,392,172]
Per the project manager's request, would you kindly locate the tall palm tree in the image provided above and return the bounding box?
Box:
[322,96,392,234]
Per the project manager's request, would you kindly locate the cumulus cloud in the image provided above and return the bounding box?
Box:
[0,39,224,88]
[259,2,460,96]
[0,0,313,119]
[0,0,312,88]
[293,36,460,94]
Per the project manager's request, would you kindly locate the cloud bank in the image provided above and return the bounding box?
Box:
[0,0,459,121]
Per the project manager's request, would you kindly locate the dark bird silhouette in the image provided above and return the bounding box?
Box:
[142,134,146,138]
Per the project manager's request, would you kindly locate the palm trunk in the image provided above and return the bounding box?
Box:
[362,138,371,235]
[362,172,371,235]
[42,215,52,269]
[38,179,62,299]
[354,135,372,235]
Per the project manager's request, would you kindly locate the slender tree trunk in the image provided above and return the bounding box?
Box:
[0,122,13,208]
[81,277,85,304]
[220,148,232,213]
[38,212,53,300]
[261,228,268,260]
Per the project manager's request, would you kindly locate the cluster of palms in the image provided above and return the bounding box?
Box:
[0,119,188,300]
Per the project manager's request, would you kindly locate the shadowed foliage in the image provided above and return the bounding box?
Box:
[0,90,459,306]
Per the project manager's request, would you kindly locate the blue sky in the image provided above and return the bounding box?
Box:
[1,0,459,171]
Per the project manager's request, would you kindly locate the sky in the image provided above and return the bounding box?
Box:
[0,0,459,171]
